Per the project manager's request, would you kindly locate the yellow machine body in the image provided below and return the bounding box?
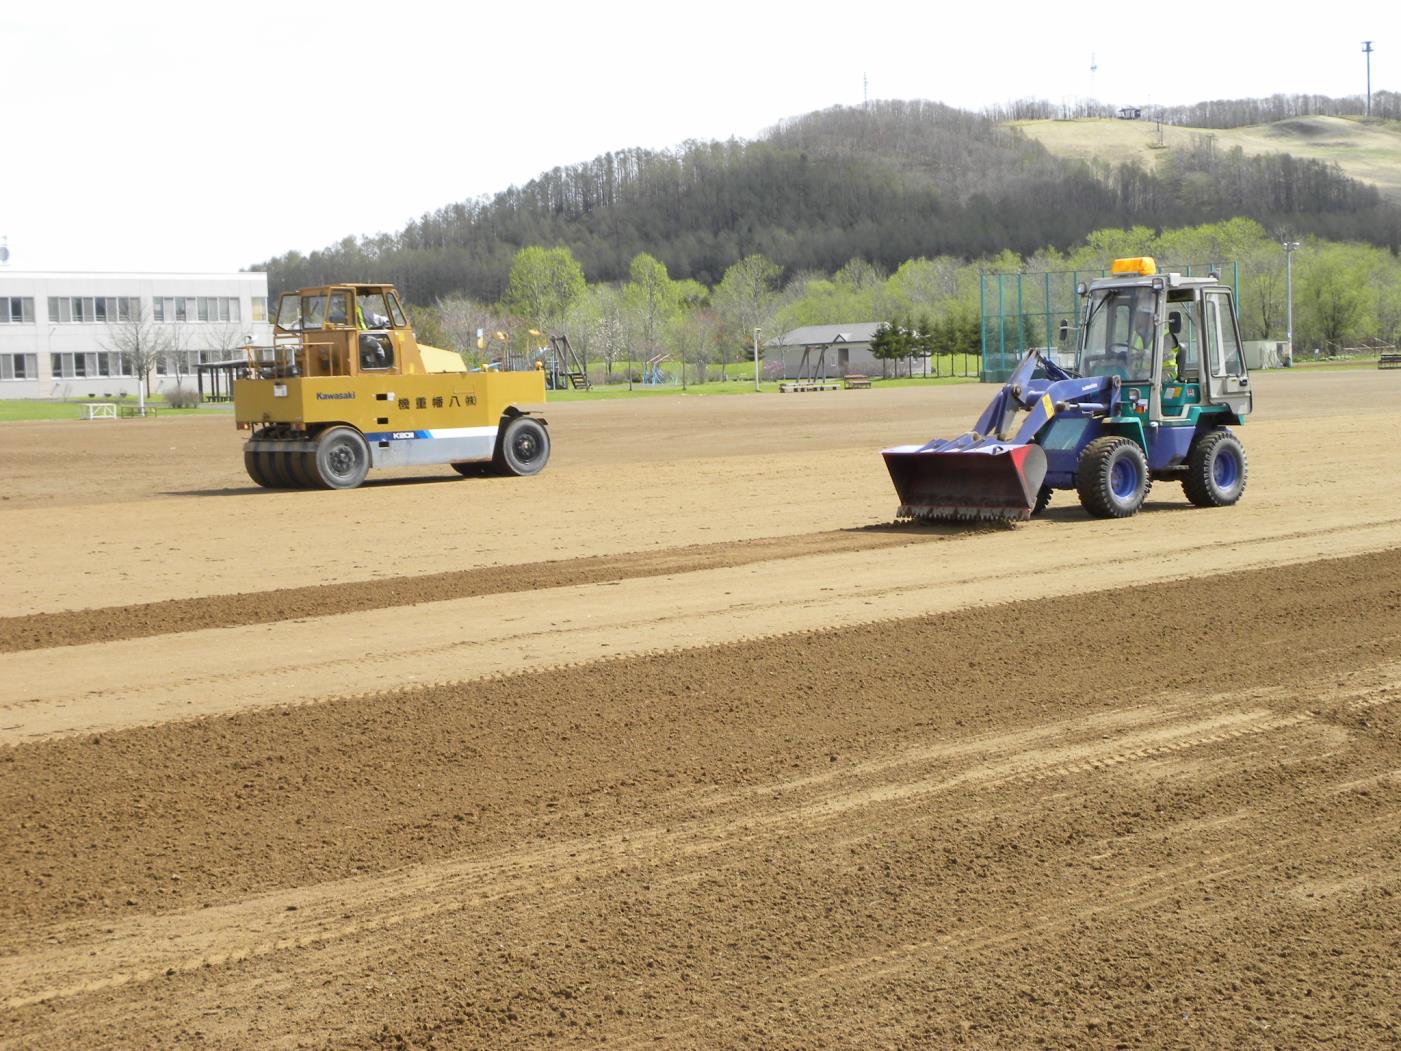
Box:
[234,283,549,489]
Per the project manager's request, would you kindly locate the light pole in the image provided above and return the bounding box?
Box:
[752,328,761,391]
[1363,41,1374,118]
[1282,239,1300,361]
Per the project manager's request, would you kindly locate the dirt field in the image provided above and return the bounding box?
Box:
[2,370,1399,1048]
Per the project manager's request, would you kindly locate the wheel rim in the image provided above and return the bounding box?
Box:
[1110,456,1139,500]
[1212,447,1240,490]
[326,439,360,480]
[512,430,539,463]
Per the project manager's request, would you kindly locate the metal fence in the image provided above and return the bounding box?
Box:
[978,262,1240,382]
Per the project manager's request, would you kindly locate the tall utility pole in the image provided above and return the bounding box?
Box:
[753,328,762,391]
[1362,41,1374,117]
[1283,240,1300,358]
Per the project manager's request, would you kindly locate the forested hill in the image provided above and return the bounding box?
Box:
[257,100,1401,302]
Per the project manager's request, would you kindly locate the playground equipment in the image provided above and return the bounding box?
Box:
[780,342,840,392]
[643,353,670,385]
[234,283,549,489]
[884,258,1252,520]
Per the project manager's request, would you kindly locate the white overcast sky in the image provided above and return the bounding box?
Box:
[0,1,1387,273]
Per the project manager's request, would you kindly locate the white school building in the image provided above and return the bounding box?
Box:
[0,271,274,399]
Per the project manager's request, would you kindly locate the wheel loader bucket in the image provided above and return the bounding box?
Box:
[882,442,1048,522]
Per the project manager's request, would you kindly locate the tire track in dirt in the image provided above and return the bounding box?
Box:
[0,526,945,653]
[5,672,1394,1014]
[604,811,1401,1051]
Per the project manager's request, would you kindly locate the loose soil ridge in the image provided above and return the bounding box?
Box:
[2,549,1399,1048]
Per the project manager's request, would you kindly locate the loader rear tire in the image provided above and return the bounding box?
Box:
[313,427,371,490]
[1076,435,1148,518]
[1183,429,1247,508]
[493,416,550,477]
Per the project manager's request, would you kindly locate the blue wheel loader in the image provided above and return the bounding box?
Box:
[883,257,1253,521]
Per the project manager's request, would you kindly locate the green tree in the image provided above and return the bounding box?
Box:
[624,253,680,387]
[714,254,780,377]
[869,320,910,379]
[505,245,586,335]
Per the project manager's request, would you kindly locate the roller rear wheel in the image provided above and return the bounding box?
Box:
[244,450,275,488]
[313,427,371,489]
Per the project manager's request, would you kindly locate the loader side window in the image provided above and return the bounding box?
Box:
[1205,293,1247,378]
[387,293,408,329]
[300,295,327,331]
[1167,293,1202,380]
[327,292,349,326]
[357,293,390,330]
[275,294,302,330]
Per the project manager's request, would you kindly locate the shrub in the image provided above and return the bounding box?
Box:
[166,386,202,409]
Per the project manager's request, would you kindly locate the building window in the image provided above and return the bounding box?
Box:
[1,354,38,379]
[48,297,73,323]
[251,296,267,322]
[197,297,209,322]
[175,297,188,322]
[2,297,35,323]
[152,298,164,322]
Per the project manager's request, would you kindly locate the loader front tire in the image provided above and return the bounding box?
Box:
[1031,484,1053,517]
[313,426,371,489]
[1077,436,1148,519]
[1183,429,1247,508]
[493,416,550,477]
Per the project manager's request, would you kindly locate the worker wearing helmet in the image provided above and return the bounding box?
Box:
[1131,304,1177,382]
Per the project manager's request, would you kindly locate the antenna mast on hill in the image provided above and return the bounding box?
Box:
[1089,51,1098,104]
[863,72,869,109]
[1362,41,1374,117]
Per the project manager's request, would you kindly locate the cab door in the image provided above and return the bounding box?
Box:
[1202,289,1252,416]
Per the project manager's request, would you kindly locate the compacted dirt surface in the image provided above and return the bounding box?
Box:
[2,370,1399,1048]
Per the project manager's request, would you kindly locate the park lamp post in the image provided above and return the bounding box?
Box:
[753,328,761,391]
[1283,239,1300,359]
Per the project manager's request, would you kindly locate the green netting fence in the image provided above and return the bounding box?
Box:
[978,262,1240,382]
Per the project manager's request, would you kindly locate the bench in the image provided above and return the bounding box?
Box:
[1379,352,1401,370]
[843,374,872,389]
[778,380,841,393]
[119,405,159,418]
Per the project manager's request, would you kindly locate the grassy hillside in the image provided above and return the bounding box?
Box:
[1013,115,1401,201]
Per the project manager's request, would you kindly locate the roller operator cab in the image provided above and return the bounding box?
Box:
[882,257,1253,521]
[234,283,549,489]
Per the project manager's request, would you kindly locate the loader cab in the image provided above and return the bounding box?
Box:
[271,284,423,378]
[1079,260,1251,424]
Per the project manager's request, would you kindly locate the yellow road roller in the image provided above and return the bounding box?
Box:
[234,283,549,489]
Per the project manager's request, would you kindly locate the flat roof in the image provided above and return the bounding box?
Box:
[0,270,267,280]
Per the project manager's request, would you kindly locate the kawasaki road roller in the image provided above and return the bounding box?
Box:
[882,257,1253,521]
[234,284,549,489]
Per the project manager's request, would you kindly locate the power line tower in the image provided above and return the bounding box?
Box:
[1362,41,1374,117]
